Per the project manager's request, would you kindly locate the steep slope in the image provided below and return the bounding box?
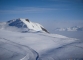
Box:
[6,18,49,33]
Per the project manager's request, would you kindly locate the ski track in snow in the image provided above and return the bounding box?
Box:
[0,37,39,60]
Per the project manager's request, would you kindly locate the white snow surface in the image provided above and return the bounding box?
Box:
[0,29,83,60]
[20,18,43,31]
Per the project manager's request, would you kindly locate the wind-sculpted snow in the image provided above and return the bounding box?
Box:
[0,29,83,60]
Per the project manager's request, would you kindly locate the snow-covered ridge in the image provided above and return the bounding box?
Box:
[0,18,49,33]
[55,26,83,31]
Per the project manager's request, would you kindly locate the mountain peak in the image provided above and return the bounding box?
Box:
[6,18,49,33]
[17,18,30,22]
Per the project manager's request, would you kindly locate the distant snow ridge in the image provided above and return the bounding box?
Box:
[0,18,49,33]
[55,26,83,31]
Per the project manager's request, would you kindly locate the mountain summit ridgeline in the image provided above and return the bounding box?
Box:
[0,18,49,33]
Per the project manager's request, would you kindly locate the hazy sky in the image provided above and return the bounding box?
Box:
[0,0,83,31]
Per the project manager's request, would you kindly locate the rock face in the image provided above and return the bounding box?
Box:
[6,18,49,33]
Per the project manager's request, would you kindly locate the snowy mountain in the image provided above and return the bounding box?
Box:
[0,18,49,33]
[55,26,83,31]
[0,19,83,60]
[0,29,83,60]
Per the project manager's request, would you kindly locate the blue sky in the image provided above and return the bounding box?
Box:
[0,0,83,21]
[0,0,83,30]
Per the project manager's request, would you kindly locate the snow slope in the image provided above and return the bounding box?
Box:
[0,29,83,60]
